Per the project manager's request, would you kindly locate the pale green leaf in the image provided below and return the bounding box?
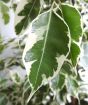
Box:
[0,1,10,24]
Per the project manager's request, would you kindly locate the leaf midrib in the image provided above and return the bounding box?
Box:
[34,10,52,88]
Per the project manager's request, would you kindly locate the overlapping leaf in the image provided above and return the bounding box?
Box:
[61,4,82,41]
[61,4,82,66]
[50,62,77,91]
[69,42,80,66]
[50,62,79,105]
[15,0,40,34]
[50,62,79,104]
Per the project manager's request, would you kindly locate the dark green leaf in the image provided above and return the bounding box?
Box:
[0,60,5,70]
[15,0,40,34]
[66,76,79,96]
[68,42,80,66]
[57,73,65,90]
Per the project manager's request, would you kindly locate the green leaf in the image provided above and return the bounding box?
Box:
[23,9,70,94]
[0,60,5,70]
[69,42,80,66]
[57,73,65,90]
[15,0,40,34]
[2,13,10,24]
[0,1,10,24]
[61,4,82,66]
[61,62,73,75]
[61,3,82,41]
[0,45,4,54]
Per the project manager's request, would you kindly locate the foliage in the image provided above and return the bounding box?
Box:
[0,0,88,105]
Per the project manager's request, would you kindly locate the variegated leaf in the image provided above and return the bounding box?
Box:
[23,8,70,95]
[61,4,82,66]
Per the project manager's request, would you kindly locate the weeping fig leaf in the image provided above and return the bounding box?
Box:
[57,73,65,90]
[23,8,70,98]
[61,4,82,66]
[69,42,80,67]
[15,0,40,34]
[0,1,10,24]
[61,4,82,41]
[69,42,80,66]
